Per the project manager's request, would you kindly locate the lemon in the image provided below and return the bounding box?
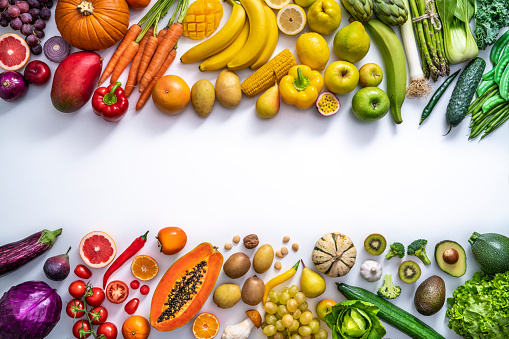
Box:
[264,0,290,10]
[333,21,370,63]
[277,5,306,35]
[296,33,330,71]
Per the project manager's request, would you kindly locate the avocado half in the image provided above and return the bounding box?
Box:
[434,240,466,277]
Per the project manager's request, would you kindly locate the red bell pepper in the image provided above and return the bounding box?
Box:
[92,82,128,122]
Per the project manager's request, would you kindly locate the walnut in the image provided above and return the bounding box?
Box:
[274,261,282,270]
[233,235,241,243]
[224,243,233,250]
[281,247,289,255]
[243,234,259,249]
[283,235,290,243]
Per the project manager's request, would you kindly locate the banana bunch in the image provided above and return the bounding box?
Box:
[180,0,278,72]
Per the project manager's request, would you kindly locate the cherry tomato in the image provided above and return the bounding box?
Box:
[74,265,92,279]
[130,280,140,289]
[106,280,129,304]
[156,226,187,255]
[88,306,108,325]
[69,280,87,299]
[72,319,91,339]
[85,287,105,307]
[97,322,118,339]
[140,285,150,295]
[66,299,85,319]
[124,298,139,315]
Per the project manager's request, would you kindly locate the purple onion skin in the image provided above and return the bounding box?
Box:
[0,71,29,102]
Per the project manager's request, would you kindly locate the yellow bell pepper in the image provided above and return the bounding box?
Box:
[280,65,324,109]
[183,0,223,40]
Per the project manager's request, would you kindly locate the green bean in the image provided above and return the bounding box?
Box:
[469,88,500,117]
[481,111,509,140]
[468,84,498,113]
[419,70,460,125]
[477,79,496,97]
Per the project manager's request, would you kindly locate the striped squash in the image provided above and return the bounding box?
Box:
[312,232,357,277]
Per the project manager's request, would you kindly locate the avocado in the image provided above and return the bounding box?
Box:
[414,275,445,316]
[435,240,466,277]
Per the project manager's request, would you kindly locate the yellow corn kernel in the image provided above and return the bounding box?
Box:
[183,0,224,39]
[241,49,298,98]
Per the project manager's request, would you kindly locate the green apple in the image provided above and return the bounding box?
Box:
[324,61,359,94]
[316,299,337,321]
[352,87,390,121]
[359,63,383,87]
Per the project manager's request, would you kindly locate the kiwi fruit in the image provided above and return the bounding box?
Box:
[364,233,387,256]
[223,252,251,279]
[241,276,265,306]
[398,260,421,283]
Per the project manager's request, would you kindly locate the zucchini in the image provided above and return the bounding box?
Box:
[446,57,486,133]
[336,283,446,339]
[0,229,62,276]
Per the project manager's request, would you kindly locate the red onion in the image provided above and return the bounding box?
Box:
[43,36,70,63]
[0,71,28,102]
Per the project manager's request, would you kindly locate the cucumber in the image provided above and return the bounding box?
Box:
[468,232,509,275]
[445,57,486,133]
[336,283,446,339]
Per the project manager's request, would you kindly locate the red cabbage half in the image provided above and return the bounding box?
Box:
[0,281,62,339]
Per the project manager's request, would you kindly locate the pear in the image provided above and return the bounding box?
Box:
[256,76,280,119]
[300,259,326,298]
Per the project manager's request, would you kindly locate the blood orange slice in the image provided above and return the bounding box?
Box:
[79,231,117,268]
[0,33,30,71]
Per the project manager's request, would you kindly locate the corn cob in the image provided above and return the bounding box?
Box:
[241,49,297,98]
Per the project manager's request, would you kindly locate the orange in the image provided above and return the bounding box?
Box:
[122,315,150,339]
[192,313,220,339]
[152,75,191,115]
[79,231,117,268]
[130,255,159,281]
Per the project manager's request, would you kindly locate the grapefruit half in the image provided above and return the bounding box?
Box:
[0,33,30,71]
[79,231,117,268]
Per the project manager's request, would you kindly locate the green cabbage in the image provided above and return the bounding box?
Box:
[446,271,509,338]
[325,300,386,339]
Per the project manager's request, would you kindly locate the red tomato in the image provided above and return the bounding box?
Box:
[106,280,129,304]
[66,299,85,319]
[140,285,150,295]
[69,280,87,299]
[130,280,140,289]
[89,306,108,325]
[74,265,92,279]
[72,320,91,339]
[85,287,105,307]
[97,322,118,339]
[124,298,139,315]
[157,226,187,255]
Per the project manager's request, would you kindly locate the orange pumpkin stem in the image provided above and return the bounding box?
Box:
[77,0,94,15]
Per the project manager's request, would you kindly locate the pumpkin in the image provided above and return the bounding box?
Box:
[55,0,130,51]
[312,232,357,277]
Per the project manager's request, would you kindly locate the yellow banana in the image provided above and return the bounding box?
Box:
[199,19,250,72]
[227,0,268,71]
[249,5,278,70]
[180,0,246,64]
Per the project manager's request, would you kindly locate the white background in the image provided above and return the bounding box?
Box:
[1,1,508,339]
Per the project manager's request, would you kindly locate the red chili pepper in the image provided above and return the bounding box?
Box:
[102,231,149,289]
[92,82,129,122]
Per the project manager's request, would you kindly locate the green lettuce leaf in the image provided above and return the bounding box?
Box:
[325,300,386,339]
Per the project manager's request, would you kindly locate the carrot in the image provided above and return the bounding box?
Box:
[110,41,140,84]
[125,27,153,98]
[157,28,168,44]
[99,24,142,85]
[136,48,178,110]
[136,36,159,85]
[139,23,183,92]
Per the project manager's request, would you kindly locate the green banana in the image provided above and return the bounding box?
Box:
[365,19,406,124]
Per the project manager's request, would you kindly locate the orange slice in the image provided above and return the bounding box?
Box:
[192,313,220,339]
[130,255,159,281]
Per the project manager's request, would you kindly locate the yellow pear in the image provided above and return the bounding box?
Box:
[300,260,326,298]
[256,77,280,119]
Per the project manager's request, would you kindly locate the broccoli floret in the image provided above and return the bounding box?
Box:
[377,274,401,299]
[385,242,405,260]
[407,239,431,265]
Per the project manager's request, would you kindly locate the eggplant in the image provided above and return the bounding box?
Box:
[0,229,62,276]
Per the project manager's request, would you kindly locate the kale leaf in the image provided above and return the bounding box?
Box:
[474,0,509,50]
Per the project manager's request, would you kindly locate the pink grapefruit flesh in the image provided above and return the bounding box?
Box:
[0,33,30,71]
[79,231,117,268]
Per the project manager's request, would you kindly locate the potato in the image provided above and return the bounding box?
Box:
[215,69,241,108]
[191,79,215,117]
[253,244,274,274]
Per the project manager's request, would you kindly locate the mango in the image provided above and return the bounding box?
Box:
[51,51,103,113]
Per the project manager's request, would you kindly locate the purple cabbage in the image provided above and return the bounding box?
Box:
[0,281,62,339]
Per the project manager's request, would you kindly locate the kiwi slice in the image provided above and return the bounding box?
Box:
[398,260,421,283]
[364,233,387,256]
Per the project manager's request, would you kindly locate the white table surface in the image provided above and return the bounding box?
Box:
[0,2,508,339]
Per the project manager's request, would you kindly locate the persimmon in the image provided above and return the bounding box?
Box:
[156,227,187,255]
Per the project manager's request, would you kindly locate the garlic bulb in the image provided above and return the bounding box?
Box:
[360,260,383,282]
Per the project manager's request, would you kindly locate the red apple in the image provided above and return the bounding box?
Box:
[316,299,337,321]
[24,60,51,86]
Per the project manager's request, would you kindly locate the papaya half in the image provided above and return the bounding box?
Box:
[150,242,223,331]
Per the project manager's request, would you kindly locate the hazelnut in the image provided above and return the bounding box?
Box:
[243,234,259,249]
[292,243,299,252]
[224,243,233,250]
[233,235,241,243]
[281,247,289,255]
[276,250,284,258]
[274,261,282,270]
[283,235,290,243]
